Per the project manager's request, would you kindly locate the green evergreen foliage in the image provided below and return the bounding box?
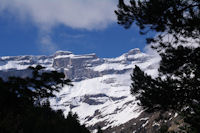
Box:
[115,0,200,47]
[116,0,200,132]
[130,46,200,131]
[131,65,182,112]
[0,65,90,133]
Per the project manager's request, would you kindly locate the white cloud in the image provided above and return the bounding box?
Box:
[39,33,58,54]
[143,32,200,67]
[0,0,118,53]
[149,33,200,54]
[144,44,158,56]
[0,0,117,30]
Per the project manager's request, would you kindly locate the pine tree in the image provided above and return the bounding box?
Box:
[115,0,200,48]
[0,65,90,133]
[116,0,200,132]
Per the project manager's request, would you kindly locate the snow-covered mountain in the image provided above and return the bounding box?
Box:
[0,49,161,133]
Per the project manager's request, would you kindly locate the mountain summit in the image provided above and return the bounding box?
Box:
[0,49,160,132]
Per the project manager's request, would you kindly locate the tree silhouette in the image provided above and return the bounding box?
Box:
[0,65,90,133]
[115,0,200,48]
[116,0,200,132]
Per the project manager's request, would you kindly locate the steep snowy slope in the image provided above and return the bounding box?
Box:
[0,49,160,132]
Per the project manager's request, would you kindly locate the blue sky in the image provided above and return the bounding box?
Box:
[0,0,152,58]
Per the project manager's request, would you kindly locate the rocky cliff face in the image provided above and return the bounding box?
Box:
[0,49,162,133]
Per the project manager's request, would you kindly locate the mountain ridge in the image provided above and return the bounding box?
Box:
[0,48,161,132]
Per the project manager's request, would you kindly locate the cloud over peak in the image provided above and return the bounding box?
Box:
[0,0,117,30]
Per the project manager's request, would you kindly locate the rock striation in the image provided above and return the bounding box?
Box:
[0,49,161,133]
